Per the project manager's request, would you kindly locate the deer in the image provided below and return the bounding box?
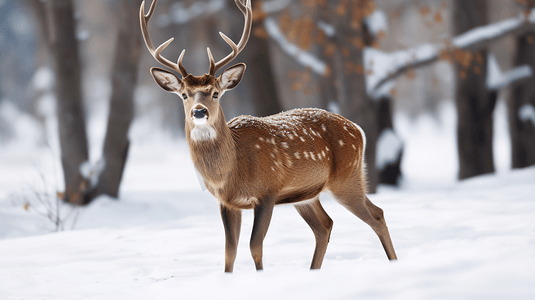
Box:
[140,0,397,273]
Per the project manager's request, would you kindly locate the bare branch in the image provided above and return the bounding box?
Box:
[371,9,535,93]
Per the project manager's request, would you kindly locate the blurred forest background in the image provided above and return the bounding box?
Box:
[0,0,534,205]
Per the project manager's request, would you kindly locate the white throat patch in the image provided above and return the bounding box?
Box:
[193,117,207,125]
[191,124,217,141]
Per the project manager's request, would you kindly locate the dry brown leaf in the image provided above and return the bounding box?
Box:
[433,12,443,23]
[419,6,431,16]
[406,68,416,80]
[253,27,268,39]
[459,70,467,80]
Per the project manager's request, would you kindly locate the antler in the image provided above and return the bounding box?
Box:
[140,0,189,78]
[207,0,252,76]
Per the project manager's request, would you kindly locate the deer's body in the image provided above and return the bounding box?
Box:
[140,0,397,272]
[192,108,366,210]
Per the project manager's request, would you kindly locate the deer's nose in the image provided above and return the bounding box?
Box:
[193,108,208,119]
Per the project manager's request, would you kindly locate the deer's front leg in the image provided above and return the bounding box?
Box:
[220,203,242,273]
[250,197,275,270]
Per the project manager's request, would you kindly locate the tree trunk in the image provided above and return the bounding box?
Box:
[26,0,50,66]
[46,0,90,205]
[333,26,379,193]
[510,2,535,169]
[376,97,403,186]
[223,0,282,118]
[86,0,143,202]
[453,0,496,180]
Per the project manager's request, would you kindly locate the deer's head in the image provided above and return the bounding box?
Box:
[140,0,251,138]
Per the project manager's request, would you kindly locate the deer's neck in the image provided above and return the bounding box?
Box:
[186,111,236,187]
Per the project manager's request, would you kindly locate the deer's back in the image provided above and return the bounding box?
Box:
[226,108,366,208]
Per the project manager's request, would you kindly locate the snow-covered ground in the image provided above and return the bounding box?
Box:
[1,101,534,299]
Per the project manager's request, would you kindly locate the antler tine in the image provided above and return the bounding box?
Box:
[140,0,189,78]
[208,0,252,76]
[234,0,247,15]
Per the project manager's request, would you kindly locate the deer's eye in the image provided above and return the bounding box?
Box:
[212,92,219,99]
[182,93,188,100]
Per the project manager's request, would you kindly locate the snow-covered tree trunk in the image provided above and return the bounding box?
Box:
[46,0,90,204]
[87,0,143,202]
[334,22,379,192]
[453,0,496,180]
[510,1,535,169]
[376,97,402,186]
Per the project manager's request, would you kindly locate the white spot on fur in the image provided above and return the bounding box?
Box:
[282,142,289,149]
[321,150,326,158]
[259,137,265,142]
[288,134,294,140]
[271,153,276,158]
[271,167,275,171]
[304,152,309,159]
[255,144,261,149]
[325,147,330,152]
[294,152,300,159]
[310,152,316,160]
[300,136,306,142]
[339,140,345,146]
[322,124,327,132]
[190,125,217,142]
[352,144,356,149]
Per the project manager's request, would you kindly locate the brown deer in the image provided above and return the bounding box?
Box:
[140,0,397,272]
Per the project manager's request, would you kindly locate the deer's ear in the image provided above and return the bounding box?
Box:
[218,63,246,91]
[150,67,182,93]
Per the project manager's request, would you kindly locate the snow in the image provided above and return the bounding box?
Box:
[364,9,388,36]
[452,16,524,49]
[487,54,533,90]
[375,128,402,171]
[79,159,106,189]
[365,45,437,99]
[317,21,336,37]
[262,0,291,14]
[264,17,327,75]
[369,7,535,94]
[32,67,55,91]
[169,0,225,25]
[519,103,535,126]
[1,101,535,299]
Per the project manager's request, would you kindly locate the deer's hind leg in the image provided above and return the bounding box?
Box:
[295,197,334,269]
[328,174,398,261]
